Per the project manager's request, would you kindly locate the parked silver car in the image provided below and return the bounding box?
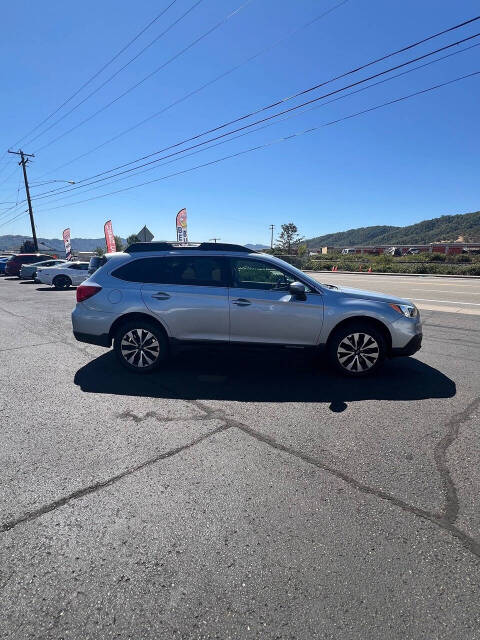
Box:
[72,243,422,376]
[20,258,67,281]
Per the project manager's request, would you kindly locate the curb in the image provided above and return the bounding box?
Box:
[303,270,480,280]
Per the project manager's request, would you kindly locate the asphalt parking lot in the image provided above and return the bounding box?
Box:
[1,274,479,639]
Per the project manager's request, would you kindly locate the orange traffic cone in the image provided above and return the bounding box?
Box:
[368,267,372,273]
[331,266,335,271]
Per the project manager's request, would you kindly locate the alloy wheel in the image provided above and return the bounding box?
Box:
[336,332,379,373]
[120,328,160,368]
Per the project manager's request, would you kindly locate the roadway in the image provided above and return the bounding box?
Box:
[307,270,480,315]
[0,275,479,639]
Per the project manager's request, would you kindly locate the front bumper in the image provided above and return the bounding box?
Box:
[391,333,422,357]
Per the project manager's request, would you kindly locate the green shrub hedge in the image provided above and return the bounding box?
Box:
[306,261,480,276]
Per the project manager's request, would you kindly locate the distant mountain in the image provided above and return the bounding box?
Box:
[0,235,126,252]
[306,211,480,247]
[245,243,269,250]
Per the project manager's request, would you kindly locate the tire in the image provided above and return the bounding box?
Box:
[327,322,386,377]
[53,275,72,289]
[113,320,168,373]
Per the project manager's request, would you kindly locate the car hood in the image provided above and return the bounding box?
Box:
[329,285,413,306]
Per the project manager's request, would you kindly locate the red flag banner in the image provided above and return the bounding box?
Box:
[176,208,188,244]
[104,220,116,253]
[62,228,72,260]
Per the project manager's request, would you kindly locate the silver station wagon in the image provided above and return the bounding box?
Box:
[72,242,422,377]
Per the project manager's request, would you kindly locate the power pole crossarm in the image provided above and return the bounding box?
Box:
[8,149,38,252]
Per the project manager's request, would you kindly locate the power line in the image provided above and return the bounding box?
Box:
[25,0,202,147]
[31,70,479,216]
[8,1,180,150]
[0,210,29,230]
[40,0,351,177]
[31,18,480,199]
[30,42,477,210]
[30,32,480,202]
[0,165,20,188]
[32,0,256,154]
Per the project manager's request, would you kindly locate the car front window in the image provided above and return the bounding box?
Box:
[231,258,312,292]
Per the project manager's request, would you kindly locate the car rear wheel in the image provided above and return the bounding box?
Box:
[114,321,168,373]
[327,322,386,376]
[53,275,72,289]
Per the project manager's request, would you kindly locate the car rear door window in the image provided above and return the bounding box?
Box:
[113,256,228,286]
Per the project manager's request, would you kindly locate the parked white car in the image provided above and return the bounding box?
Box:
[36,261,90,288]
[20,258,67,280]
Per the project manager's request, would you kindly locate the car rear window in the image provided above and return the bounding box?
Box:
[112,256,228,286]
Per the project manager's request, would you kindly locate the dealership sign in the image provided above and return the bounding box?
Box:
[176,208,188,244]
[104,220,116,253]
[62,228,72,260]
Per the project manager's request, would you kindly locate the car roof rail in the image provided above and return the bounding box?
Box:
[125,241,255,254]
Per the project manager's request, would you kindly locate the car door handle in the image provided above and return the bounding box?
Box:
[232,298,251,306]
[152,292,170,300]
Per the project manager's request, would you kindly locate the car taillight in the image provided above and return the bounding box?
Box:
[76,285,102,303]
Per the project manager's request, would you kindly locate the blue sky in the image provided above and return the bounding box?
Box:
[0,0,479,244]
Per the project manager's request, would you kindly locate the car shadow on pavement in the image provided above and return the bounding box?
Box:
[74,348,456,411]
[35,286,77,291]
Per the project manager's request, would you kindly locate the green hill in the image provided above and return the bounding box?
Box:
[306,211,480,248]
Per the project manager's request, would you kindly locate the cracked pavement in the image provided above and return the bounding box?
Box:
[1,277,479,639]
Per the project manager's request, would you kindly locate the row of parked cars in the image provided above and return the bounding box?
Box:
[0,253,90,287]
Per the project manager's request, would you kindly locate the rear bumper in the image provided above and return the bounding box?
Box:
[73,331,111,347]
[391,333,422,357]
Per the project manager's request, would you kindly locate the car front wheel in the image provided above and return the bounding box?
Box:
[114,321,168,373]
[327,322,386,376]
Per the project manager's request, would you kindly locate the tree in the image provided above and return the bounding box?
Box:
[126,234,140,246]
[94,246,105,256]
[275,223,305,254]
[114,235,124,252]
[19,239,35,253]
[297,243,308,258]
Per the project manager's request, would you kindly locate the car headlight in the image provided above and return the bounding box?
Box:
[389,303,418,318]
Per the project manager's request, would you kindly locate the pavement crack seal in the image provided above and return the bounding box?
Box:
[229,418,480,559]
[0,340,63,353]
[117,408,225,424]
[433,396,480,525]
[0,422,230,534]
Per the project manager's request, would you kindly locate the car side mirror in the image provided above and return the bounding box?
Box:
[289,281,306,300]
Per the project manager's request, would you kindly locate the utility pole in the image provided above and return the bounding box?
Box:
[8,149,38,252]
[209,237,220,243]
[269,224,275,249]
